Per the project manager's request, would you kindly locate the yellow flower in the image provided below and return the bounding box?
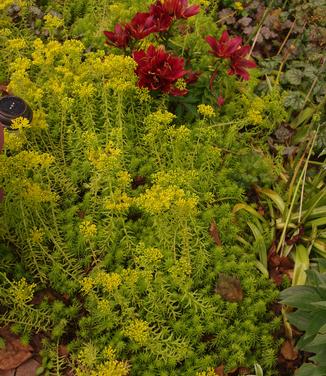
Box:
[102,55,137,92]
[96,272,121,293]
[103,346,116,360]
[8,38,27,50]
[80,277,94,294]
[30,227,44,244]
[144,110,176,128]
[199,0,210,6]
[135,246,163,268]
[105,192,133,212]
[234,1,244,11]
[4,130,25,151]
[116,171,132,188]
[135,87,151,103]
[21,182,58,203]
[197,104,215,118]
[44,14,64,30]
[196,368,217,376]
[124,320,150,345]
[79,220,97,239]
[175,78,187,91]
[91,360,130,376]
[136,184,197,215]
[0,0,13,11]
[10,117,31,130]
[8,278,36,307]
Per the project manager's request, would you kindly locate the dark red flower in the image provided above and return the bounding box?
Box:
[133,45,190,96]
[205,31,242,59]
[217,95,225,107]
[126,12,157,40]
[103,24,130,48]
[227,45,256,80]
[149,1,173,32]
[162,0,200,19]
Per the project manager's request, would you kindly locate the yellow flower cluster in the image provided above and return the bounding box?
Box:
[3,130,25,151]
[8,278,36,307]
[116,171,132,188]
[234,1,244,11]
[247,97,265,125]
[96,299,113,316]
[166,125,191,142]
[135,87,151,103]
[0,0,13,11]
[145,110,176,128]
[169,257,192,281]
[105,192,133,212]
[90,360,130,376]
[79,220,97,239]
[175,78,187,91]
[7,38,27,50]
[88,143,122,171]
[135,246,163,268]
[153,169,199,187]
[197,104,215,118]
[21,181,58,203]
[124,319,150,345]
[15,151,55,168]
[31,39,84,67]
[73,83,96,99]
[196,368,217,376]
[103,346,116,360]
[102,55,137,92]
[96,271,122,293]
[136,185,198,215]
[30,227,44,244]
[121,268,139,287]
[199,0,210,6]
[44,14,64,30]
[11,117,30,130]
[80,277,94,294]
[9,57,31,73]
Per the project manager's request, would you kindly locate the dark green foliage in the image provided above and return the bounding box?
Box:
[280,268,326,374]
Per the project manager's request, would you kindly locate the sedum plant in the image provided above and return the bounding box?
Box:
[0,0,291,375]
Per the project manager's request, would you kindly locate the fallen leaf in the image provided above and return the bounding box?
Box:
[15,359,41,376]
[268,244,294,286]
[209,220,222,246]
[0,328,33,371]
[214,364,224,376]
[280,340,298,361]
[0,369,15,376]
[131,176,146,189]
[215,275,244,302]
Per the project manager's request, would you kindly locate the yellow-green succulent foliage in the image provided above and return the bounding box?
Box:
[0,1,289,375]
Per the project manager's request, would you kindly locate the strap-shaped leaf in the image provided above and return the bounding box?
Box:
[256,187,286,214]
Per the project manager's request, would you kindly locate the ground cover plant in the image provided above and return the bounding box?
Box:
[0,0,325,375]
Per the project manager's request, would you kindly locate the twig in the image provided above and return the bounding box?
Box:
[277,18,296,56]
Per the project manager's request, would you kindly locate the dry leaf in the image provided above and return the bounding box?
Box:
[209,220,222,246]
[0,328,33,371]
[280,340,298,361]
[215,275,244,302]
[214,364,224,376]
[15,359,40,376]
